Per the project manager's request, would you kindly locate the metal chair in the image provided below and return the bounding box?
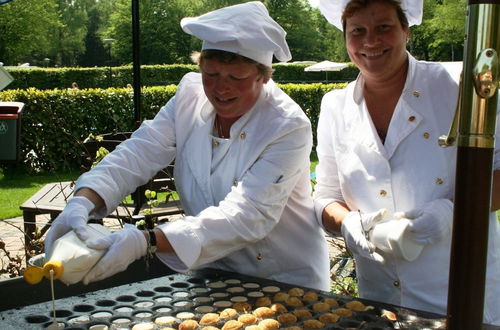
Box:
[81,132,182,227]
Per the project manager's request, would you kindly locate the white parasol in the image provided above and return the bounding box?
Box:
[304,60,348,82]
[304,60,348,72]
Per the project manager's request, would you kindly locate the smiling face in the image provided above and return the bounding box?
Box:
[200,58,269,121]
[344,1,410,82]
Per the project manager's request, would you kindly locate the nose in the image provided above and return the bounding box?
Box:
[214,76,231,93]
[363,29,380,47]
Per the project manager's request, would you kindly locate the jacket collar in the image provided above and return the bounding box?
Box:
[348,53,421,159]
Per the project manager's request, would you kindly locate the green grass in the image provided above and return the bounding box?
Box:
[0,153,320,221]
[0,167,79,220]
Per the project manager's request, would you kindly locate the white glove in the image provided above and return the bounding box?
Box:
[44,196,95,257]
[341,209,387,263]
[82,224,147,284]
[397,199,453,245]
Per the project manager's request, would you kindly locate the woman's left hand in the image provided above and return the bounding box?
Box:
[397,199,453,245]
[82,224,147,284]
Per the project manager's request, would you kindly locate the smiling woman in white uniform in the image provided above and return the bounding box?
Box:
[314,0,500,324]
[44,1,330,291]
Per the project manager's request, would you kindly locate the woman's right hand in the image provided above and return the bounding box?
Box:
[44,196,95,257]
[341,209,387,263]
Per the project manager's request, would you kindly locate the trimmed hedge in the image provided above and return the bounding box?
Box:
[0,82,346,172]
[3,64,358,90]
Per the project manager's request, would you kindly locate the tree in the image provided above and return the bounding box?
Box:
[78,6,108,67]
[411,0,465,61]
[77,0,116,67]
[0,0,60,66]
[105,0,200,65]
[265,0,327,62]
[428,0,466,61]
[52,0,90,67]
[311,7,349,62]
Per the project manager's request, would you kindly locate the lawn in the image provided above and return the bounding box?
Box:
[0,155,319,221]
[0,167,79,220]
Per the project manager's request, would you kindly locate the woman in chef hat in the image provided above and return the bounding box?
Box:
[45,1,330,291]
[313,0,500,324]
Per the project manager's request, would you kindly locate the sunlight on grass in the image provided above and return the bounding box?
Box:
[0,167,79,220]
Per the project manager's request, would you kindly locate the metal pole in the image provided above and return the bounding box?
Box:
[446,1,499,329]
[108,44,112,87]
[131,0,142,129]
[103,38,115,88]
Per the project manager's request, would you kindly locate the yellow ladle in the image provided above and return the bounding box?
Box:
[24,261,64,285]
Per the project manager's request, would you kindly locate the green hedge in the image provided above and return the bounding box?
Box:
[3,64,358,90]
[0,82,346,172]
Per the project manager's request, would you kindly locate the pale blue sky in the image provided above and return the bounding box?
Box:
[309,0,319,8]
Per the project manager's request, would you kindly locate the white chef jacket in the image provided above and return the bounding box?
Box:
[313,54,500,324]
[75,72,330,291]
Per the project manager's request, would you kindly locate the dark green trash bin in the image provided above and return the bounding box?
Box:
[0,101,24,162]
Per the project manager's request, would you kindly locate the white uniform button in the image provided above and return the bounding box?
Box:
[240,132,246,139]
[379,190,387,197]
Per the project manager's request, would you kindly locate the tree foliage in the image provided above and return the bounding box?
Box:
[0,0,468,67]
[0,0,60,66]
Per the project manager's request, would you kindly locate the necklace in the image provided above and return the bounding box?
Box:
[215,115,229,139]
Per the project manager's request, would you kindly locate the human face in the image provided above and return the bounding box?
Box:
[201,58,269,120]
[344,1,409,82]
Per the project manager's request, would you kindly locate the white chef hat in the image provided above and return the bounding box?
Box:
[180,1,291,67]
[318,0,423,31]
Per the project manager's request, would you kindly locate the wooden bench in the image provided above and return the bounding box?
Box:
[20,181,184,260]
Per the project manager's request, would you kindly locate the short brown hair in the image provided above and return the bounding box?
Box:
[342,0,409,32]
[191,49,274,80]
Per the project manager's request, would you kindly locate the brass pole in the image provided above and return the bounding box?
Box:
[446,1,499,329]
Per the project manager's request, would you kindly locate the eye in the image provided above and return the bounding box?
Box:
[377,24,392,32]
[230,75,247,81]
[350,27,365,36]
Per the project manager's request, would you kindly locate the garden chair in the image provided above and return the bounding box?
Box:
[81,131,183,227]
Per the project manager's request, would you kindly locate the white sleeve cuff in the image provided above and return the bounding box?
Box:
[314,198,336,228]
[155,220,201,271]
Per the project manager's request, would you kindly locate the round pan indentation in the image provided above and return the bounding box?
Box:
[25,315,51,324]
[154,286,173,293]
[91,311,113,319]
[96,299,116,307]
[52,309,73,317]
[116,295,136,302]
[135,290,155,297]
[114,305,134,313]
[170,282,190,288]
[67,314,91,325]
[73,304,95,312]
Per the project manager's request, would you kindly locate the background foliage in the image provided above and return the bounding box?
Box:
[3,63,359,90]
[0,0,467,68]
[0,82,346,172]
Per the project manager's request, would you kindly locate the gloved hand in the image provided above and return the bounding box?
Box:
[82,224,147,284]
[341,209,387,263]
[44,196,95,257]
[396,199,453,245]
